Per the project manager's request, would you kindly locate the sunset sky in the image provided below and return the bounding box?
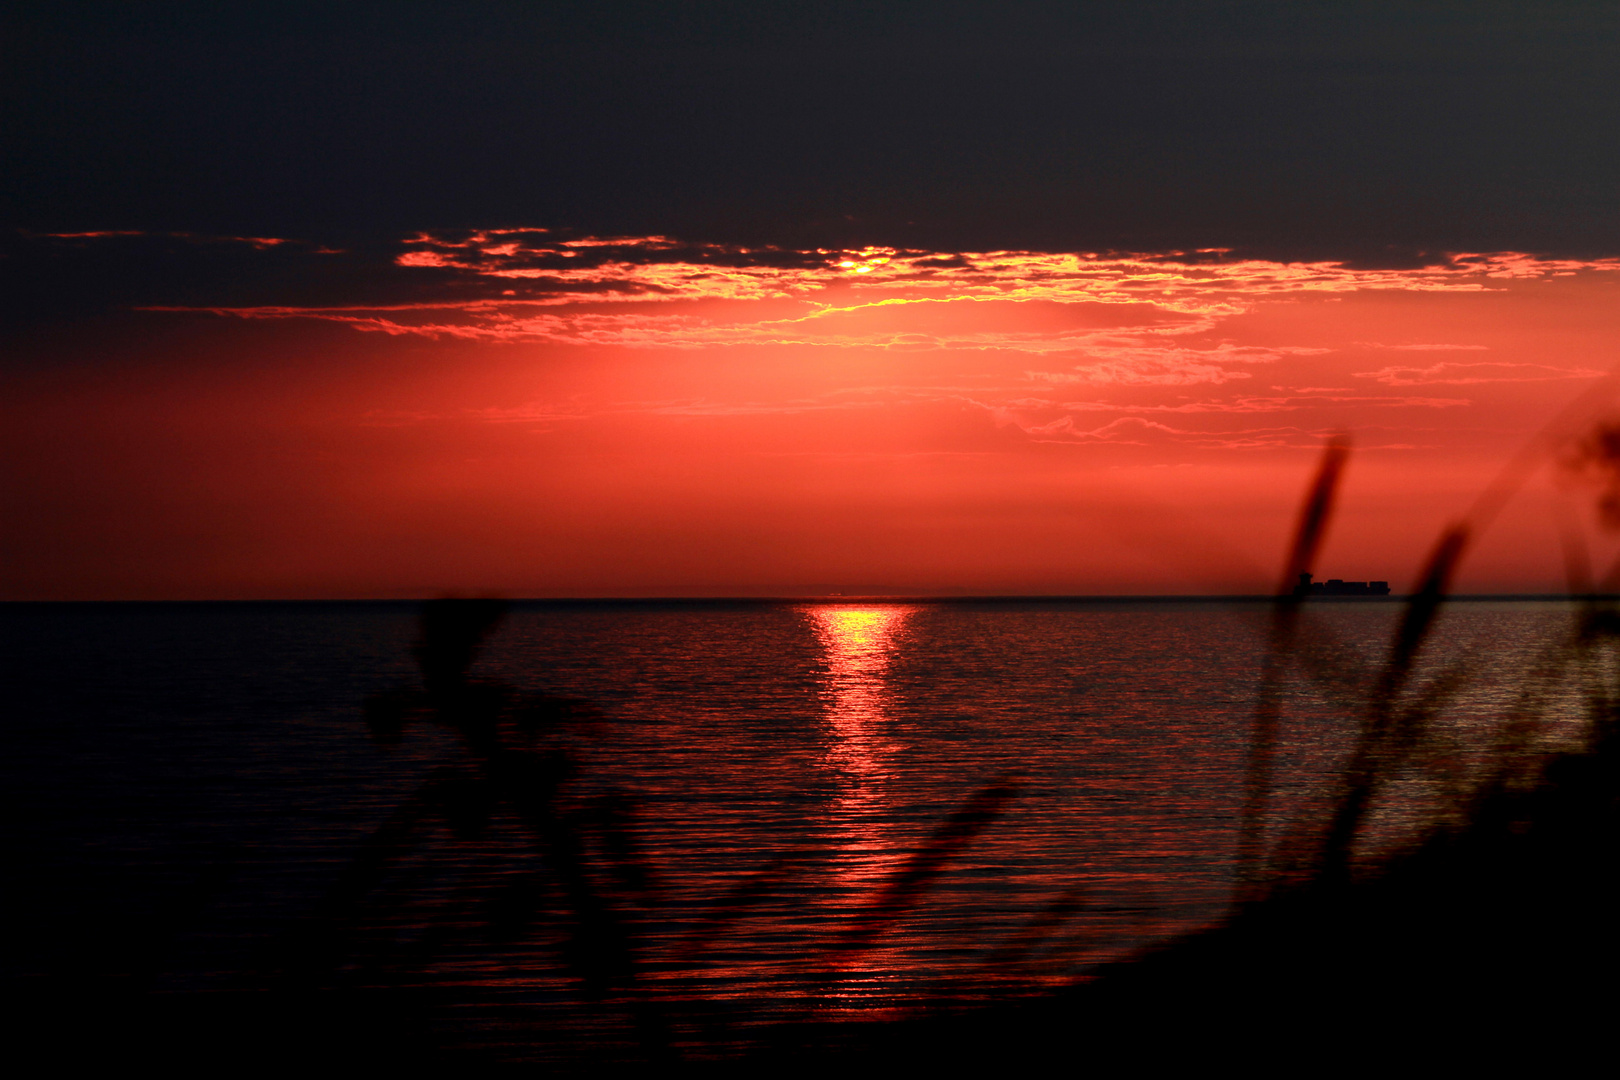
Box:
[7,2,1620,599]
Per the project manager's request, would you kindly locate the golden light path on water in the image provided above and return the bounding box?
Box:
[802,605,916,892]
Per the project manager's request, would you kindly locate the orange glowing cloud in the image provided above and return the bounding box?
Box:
[161,231,1617,459]
[144,238,1620,403]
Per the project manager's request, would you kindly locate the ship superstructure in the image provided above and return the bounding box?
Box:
[1293,572,1391,597]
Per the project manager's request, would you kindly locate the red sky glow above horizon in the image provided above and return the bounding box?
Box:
[8,231,1620,600]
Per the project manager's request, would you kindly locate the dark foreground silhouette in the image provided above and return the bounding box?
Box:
[746,436,1620,1072]
[744,735,1620,1072]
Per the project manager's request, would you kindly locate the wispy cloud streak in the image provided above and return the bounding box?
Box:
[1355,362,1606,386]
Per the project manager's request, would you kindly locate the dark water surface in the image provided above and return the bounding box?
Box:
[0,599,1587,1061]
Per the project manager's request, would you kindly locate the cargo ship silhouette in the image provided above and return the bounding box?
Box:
[1292,572,1391,597]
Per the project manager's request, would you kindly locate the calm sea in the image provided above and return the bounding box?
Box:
[0,599,1591,1061]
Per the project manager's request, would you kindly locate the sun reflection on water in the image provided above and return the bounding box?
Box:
[803,605,916,886]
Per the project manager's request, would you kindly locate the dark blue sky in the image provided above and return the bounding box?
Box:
[7,0,1620,270]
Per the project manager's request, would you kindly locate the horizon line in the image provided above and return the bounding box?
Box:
[4,593,1615,606]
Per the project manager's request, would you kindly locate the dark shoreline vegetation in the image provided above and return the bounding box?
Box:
[13,437,1620,1072]
[750,444,1620,1069]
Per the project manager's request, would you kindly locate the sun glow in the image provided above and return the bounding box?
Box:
[807,606,912,747]
[805,605,916,884]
